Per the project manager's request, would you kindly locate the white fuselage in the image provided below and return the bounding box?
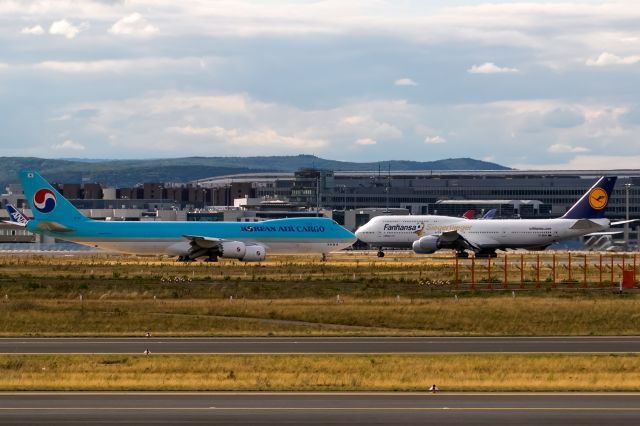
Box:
[355,215,610,250]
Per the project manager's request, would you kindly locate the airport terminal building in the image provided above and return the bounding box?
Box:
[196,169,640,222]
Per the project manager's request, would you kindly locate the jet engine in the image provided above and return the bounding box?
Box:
[219,241,247,259]
[412,235,440,254]
[241,245,266,262]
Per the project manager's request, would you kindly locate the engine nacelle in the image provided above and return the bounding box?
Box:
[241,245,266,262]
[220,241,247,259]
[412,235,440,254]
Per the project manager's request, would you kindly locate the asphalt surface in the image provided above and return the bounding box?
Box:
[0,392,639,425]
[1,336,640,354]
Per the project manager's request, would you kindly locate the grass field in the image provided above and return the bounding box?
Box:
[0,354,637,391]
[0,253,639,336]
[2,297,640,336]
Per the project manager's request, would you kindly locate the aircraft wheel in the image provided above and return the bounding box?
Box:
[456,251,469,259]
[377,250,385,258]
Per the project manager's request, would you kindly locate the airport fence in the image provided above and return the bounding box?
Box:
[428,253,639,292]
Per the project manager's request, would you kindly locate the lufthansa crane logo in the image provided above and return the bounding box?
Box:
[588,187,608,210]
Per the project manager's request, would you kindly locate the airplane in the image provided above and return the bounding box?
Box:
[3,204,29,226]
[481,209,496,220]
[461,208,495,220]
[12,170,356,261]
[462,209,475,219]
[355,176,626,258]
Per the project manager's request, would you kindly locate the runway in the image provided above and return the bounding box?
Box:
[1,336,640,354]
[0,392,638,425]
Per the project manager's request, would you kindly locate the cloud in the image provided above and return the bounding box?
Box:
[55,92,414,156]
[547,143,590,154]
[51,139,85,150]
[166,125,325,149]
[586,52,640,66]
[424,135,446,144]
[355,138,376,145]
[109,13,158,36]
[35,57,214,73]
[543,107,585,129]
[468,62,518,74]
[0,63,8,71]
[513,155,640,170]
[49,19,87,39]
[394,78,417,86]
[21,25,44,35]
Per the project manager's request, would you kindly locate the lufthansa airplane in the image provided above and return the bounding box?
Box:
[355,176,622,258]
[10,170,356,261]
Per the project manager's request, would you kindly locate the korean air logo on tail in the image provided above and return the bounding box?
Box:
[33,188,56,213]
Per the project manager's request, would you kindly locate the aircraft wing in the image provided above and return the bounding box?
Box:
[183,235,222,249]
[436,229,481,251]
[183,235,262,248]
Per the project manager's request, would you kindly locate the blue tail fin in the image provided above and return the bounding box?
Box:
[482,208,496,220]
[5,204,29,225]
[561,176,617,219]
[18,170,89,224]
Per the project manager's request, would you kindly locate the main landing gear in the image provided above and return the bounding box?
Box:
[455,250,497,259]
[475,251,498,259]
[455,251,469,259]
[377,250,385,258]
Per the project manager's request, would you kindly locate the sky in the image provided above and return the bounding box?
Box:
[1,0,640,169]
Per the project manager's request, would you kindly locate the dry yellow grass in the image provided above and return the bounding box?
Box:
[0,354,638,391]
[2,296,640,336]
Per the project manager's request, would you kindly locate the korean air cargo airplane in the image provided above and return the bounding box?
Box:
[356,176,625,258]
[14,171,356,261]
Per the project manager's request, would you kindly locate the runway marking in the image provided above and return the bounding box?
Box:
[2,391,640,396]
[2,352,640,355]
[1,407,640,411]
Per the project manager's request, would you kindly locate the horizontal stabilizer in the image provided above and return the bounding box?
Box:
[1,220,26,227]
[36,220,74,233]
[611,219,640,226]
[585,231,624,236]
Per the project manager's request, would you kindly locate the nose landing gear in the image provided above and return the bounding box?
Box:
[377,250,385,258]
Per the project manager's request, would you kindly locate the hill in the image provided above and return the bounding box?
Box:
[0,156,509,188]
